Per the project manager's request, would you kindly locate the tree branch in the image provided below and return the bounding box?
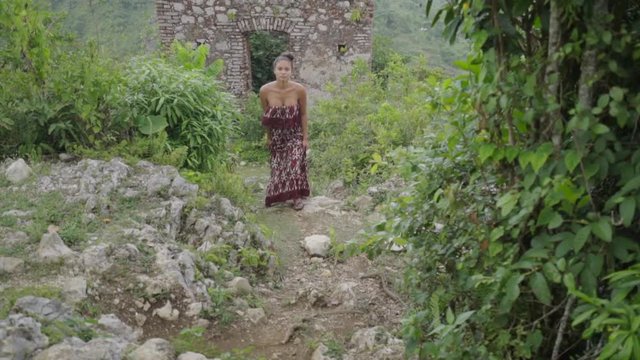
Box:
[551,296,575,360]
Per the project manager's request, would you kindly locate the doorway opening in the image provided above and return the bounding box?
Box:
[247,31,289,93]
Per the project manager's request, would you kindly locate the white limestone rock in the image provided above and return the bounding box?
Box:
[5,158,32,184]
[303,235,331,257]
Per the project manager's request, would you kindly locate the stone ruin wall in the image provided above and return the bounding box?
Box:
[156,0,374,96]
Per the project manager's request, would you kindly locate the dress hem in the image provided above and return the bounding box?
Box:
[265,189,310,207]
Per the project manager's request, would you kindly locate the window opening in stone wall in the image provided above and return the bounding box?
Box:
[338,44,348,56]
[248,31,289,93]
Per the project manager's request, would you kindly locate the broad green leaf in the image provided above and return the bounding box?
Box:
[564,149,581,173]
[537,207,558,227]
[563,273,576,290]
[490,227,504,242]
[620,197,636,227]
[523,248,550,260]
[586,254,604,277]
[548,212,563,229]
[137,115,168,135]
[573,225,591,252]
[592,218,612,242]
[591,123,610,135]
[497,191,520,217]
[446,307,455,325]
[530,272,552,305]
[500,273,523,312]
[530,143,553,173]
[571,308,596,327]
[599,333,627,359]
[610,86,625,102]
[555,238,573,258]
[478,143,496,163]
[453,310,475,326]
[543,262,562,283]
[597,94,610,108]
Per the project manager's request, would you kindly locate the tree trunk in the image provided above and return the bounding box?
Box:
[544,0,563,148]
[578,0,608,108]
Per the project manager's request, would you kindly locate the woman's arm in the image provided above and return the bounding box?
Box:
[299,85,308,149]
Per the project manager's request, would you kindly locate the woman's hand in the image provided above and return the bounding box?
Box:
[302,138,308,149]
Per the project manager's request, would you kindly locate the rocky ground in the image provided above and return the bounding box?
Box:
[0,157,408,360]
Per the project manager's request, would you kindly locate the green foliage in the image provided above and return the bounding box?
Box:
[203,287,235,325]
[0,187,98,247]
[72,131,188,169]
[42,317,96,344]
[0,0,126,156]
[201,244,232,267]
[121,52,237,171]
[171,326,219,357]
[248,31,288,93]
[238,247,275,275]
[310,56,446,192]
[181,169,252,209]
[231,92,269,163]
[362,0,640,358]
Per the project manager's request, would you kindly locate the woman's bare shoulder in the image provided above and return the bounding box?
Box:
[259,82,276,93]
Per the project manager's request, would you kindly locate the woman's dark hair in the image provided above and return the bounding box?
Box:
[272,52,294,69]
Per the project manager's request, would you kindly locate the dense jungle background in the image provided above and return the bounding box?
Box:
[1,0,639,359]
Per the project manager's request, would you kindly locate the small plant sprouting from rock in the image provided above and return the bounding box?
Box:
[350,8,362,23]
[171,326,219,357]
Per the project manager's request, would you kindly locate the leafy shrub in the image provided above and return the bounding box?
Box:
[309,56,446,192]
[181,168,252,209]
[72,131,188,169]
[231,92,269,163]
[171,326,219,357]
[0,0,126,156]
[363,1,640,359]
[120,53,237,171]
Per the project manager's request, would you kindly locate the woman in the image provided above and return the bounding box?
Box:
[260,53,310,210]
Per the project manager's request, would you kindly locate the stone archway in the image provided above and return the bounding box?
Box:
[155,1,374,96]
[246,30,289,93]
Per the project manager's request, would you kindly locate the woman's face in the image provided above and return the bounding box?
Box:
[274,60,292,81]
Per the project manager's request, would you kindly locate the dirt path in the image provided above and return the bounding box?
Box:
[209,165,406,359]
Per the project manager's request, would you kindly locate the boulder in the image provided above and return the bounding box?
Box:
[226,277,252,295]
[13,296,73,322]
[0,256,24,274]
[152,301,180,321]
[0,314,49,360]
[61,276,87,304]
[245,308,266,325]
[303,235,331,257]
[311,343,332,360]
[177,352,208,360]
[5,159,32,184]
[33,337,130,360]
[37,232,75,262]
[98,314,139,341]
[128,338,175,360]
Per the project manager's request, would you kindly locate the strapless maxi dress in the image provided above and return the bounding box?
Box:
[261,104,310,207]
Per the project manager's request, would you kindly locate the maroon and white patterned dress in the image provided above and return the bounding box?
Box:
[262,104,310,207]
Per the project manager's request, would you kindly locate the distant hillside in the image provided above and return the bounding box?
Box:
[46,0,158,58]
[374,0,470,70]
[43,0,468,68]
